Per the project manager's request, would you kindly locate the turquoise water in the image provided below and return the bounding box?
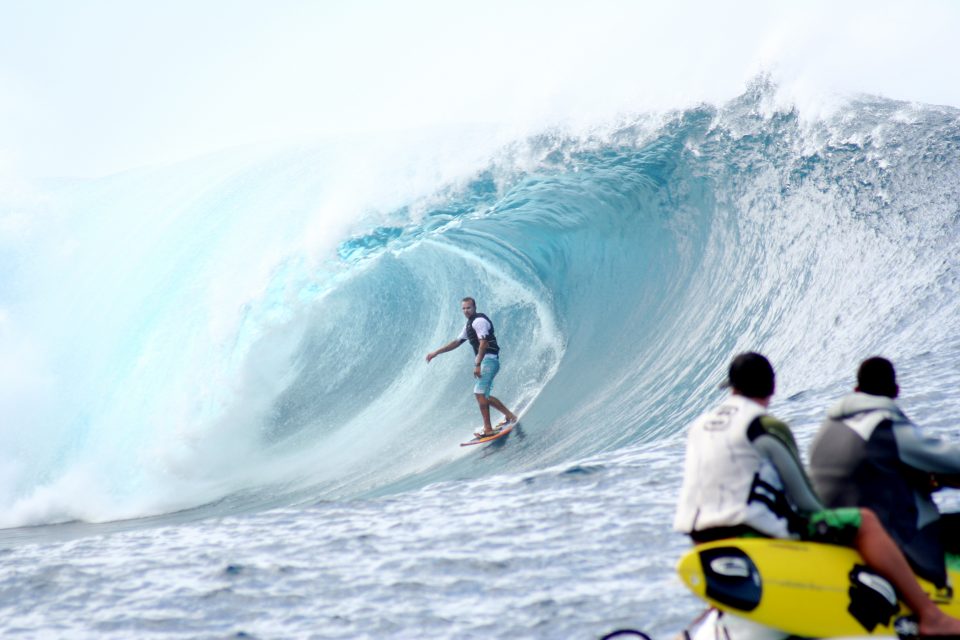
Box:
[2,83,960,637]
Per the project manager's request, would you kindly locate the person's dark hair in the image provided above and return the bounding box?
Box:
[857,357,898,398]
[461,297,476,307]
[727,352,775,399]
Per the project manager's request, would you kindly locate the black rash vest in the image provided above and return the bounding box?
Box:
[462,313,500,356]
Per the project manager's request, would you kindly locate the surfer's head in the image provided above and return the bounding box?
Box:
[856,356,899,398]
[461,297,477,318]
[725,352,775,400]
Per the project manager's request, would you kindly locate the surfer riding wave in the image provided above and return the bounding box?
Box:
[426,297,518,438]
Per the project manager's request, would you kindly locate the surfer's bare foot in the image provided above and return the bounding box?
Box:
[917,607,960,636]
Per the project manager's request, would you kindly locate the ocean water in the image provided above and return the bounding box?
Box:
[3,81,960,638]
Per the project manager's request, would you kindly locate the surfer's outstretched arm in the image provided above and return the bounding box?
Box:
[426,339,464,363]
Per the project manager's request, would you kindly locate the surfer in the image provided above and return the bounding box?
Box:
[425,297,518,437]
[674,352,960,636]
[809,356,960,589]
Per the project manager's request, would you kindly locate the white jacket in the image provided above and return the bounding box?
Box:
[674,395,814,539]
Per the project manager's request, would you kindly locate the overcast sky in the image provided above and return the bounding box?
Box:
[1,0,958,178]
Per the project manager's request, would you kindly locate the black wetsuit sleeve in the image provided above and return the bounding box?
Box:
[748,415,825,514]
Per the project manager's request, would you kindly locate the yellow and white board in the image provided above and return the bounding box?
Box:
[677,538,960,638]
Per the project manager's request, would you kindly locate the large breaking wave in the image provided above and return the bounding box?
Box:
[2,80,959,528]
